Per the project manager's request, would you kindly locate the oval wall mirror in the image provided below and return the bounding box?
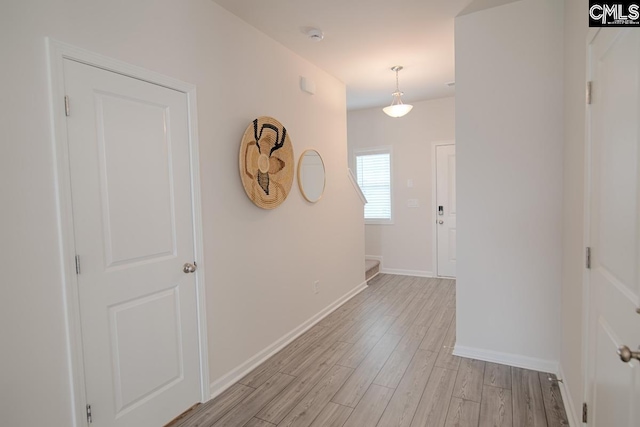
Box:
[297,149,326,203]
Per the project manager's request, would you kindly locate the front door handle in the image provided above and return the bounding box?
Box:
[618,345,640,363]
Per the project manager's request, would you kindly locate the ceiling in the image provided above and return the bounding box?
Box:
[212,0,478,111]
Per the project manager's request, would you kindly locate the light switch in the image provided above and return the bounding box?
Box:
[407,199,419,208]
[407,179,414,188]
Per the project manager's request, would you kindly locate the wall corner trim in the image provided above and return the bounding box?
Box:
[209,279,369,399]
[453,344,559,374]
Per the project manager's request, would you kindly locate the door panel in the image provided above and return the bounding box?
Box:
[587,28,640,427]
[109,288,183,413]
[96,92,177,268]
[436,144,456,277]
[63,58,201,427]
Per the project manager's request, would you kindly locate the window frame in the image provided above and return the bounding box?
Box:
[354,146,394,225]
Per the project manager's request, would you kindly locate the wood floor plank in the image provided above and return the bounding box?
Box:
[374,324,430,388]
[419,306,455,352]
[336,315,397,369]
[444,281,456,308]
[410,367,457,427]
[317,276,392,330]
[256,341,351,424]
[332,333,402,407]
[386,290,431,336]
[308,402,353,427]
[412,279,439,305]
[377,349,438,427]
[342,384,395,427]
[333,278,397,322]
[374,281,414,315]
[211,373,295,427]
[335,333,382,369]
[444,397,480,427]
[479,385,512,427]
[452,358,485,403]
[484,362,511,390]
[337,315,380,344]
[175,383,255,427]
[328,296,393,341]
[321,319,359,345]
[244,418,275,427]
[412,285,449,327]
[279,339,339,377]
[280,318,358,375]
[385,278,422,317]
[317,297,367,328]
[239,326,328,388]
[538,372,569,427]
[278,365,353,427]
[512,367,548,427]
[434,319,460,371]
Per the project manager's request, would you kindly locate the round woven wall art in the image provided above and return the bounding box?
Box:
[239,116,294,209]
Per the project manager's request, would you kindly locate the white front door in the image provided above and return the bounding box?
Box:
[586,28,640,427]
[64,59,202,426]
[436,144,456,277]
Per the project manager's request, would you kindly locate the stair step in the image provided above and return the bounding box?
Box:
[365,259,380,281]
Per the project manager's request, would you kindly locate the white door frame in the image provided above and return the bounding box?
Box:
[47,38,210,427]
[431,140,455,278]
[581,27,599,421]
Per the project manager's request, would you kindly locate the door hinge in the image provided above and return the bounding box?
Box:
[75,255,81,275]
[64,95,70,116]
[582,402,588,423]
[586,247,591,269]
[586,81,592,105]
[86,404,92,424]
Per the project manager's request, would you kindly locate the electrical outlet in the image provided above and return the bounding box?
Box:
[313,280,320,294]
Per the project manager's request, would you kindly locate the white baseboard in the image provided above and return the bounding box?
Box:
[380,268,434,278]
[209,280,369,398]
[453,344,559,374]
[364,255,435,280]
[363,257,433,279]
[557,364,581,427]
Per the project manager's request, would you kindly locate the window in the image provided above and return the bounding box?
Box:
[355,148,392,223]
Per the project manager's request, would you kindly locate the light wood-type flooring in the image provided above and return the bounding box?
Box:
[176,274,569,427]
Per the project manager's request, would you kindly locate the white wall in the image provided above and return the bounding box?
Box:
[561,0,588,422]
[455,0,564,368]
[347,97,455,276]
[0,1,364,426]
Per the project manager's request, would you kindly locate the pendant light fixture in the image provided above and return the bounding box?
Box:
[382,66,413,118]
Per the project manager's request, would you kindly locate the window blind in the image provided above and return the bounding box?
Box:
[356,152,391,220]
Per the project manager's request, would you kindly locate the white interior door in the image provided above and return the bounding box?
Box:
[436,144,456,277]
[64,59,202,427]
[586,28,640,427]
